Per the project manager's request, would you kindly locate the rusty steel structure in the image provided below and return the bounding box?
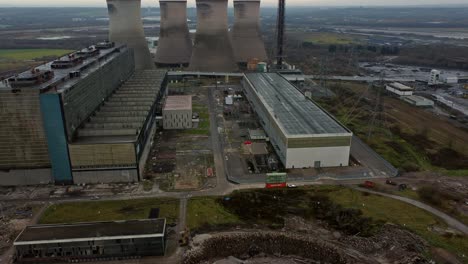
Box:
[155,0,192,67]
[107,0,154,70]
[189,0,238,72]
[231,0,267,65]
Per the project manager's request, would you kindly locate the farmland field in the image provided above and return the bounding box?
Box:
[0,49,73,60]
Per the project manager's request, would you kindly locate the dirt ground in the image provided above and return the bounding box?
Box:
[145,87,215,191]
[0,202,44,259]
[185,216,430,264]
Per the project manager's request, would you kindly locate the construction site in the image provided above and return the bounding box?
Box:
[0,0,467,263]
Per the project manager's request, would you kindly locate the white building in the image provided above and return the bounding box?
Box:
[385,82,413,96]
[429,69,441,85]
[242,73,352,169]
[163,95,192,129]
[441,75,458,84]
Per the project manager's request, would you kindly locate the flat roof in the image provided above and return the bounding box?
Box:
[244,73,350,137]
[404,95,434,104]
[14,218,166,246]
[2,45,126,92]
[388,82,413,91]
[164,95,192,111]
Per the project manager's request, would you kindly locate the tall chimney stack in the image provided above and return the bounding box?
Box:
[107,0,154,70]
[189,0,238,72]
[231,0,267,65]
[155,0,192,67]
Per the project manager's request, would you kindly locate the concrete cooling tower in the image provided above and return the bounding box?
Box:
[231,0,268,64]
[189,0,238,72]
[155,0,192,67]
[107,0,154,70]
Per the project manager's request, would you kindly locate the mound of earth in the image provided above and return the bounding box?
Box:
[183,218,429,264]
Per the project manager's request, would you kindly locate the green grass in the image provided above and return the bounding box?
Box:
[40,198,179,225]
[329,188,468,258]
[0,49,73,60]
[187,197,242,229]
[188,187,467,259]
[314,87,468,174]
[183,103,210,136]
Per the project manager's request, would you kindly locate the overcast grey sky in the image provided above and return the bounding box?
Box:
[0,0,466,7]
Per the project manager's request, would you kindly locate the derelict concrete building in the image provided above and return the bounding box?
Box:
[163,95,192,129]
[0,43,168,186]
[231,0,268,65]
[14,219,167,263]
[107,0,154,70]
[155,0,192,67]
[189,0,238,72]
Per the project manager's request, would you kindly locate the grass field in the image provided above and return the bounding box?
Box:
[316,82,468,174]
[187,197,241,229]
[0,49,73,60]
[186,187,467,259]
[328,188,468,257]
[39,198,179,225]
[183,103,210,136]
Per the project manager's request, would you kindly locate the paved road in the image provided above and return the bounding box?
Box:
[304,75,416,82]
[350,136,399,177]
[207,87,232,192]
[177,198,188,235]
[353,187,468,235]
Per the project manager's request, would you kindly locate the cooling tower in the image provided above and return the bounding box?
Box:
[231,0,267,64]
[155,0,192,67]
[107,0,154,70]
[189,0,238,72]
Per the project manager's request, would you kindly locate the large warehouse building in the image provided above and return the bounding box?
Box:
[242,73,352,168]
[14,219,167,263]
[0,43,167,185]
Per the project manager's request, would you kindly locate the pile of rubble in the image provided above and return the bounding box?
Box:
[184,231,375,264]
[184,217,430,264]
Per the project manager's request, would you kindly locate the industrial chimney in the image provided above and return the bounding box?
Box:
[107,0,154,70]
[155,0,192,67]
[231,0,267,66]
[189,0,238,72]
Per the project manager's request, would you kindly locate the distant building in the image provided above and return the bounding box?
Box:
[402,95,434,108]
[242,73,352,169]
[429,69,441,86]
[14,219,167,263]
[163,95,192,129]
[385,82,413,96]
[441,75,458,84]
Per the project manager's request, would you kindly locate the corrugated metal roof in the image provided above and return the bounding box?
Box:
[245,73,350,136]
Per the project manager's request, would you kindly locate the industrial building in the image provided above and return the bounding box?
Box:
[155,0,192,67]
[429,69,441,85]
[163,95,193,129]
[402,95,435,107]
[189,0,238,72]
[385,82,413,96]
[107,0,154,70]
[231,0,268,65]
[69,70,167,184]
[14,219,167,263]
[242,73,352,169]
[0,43,168,186]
